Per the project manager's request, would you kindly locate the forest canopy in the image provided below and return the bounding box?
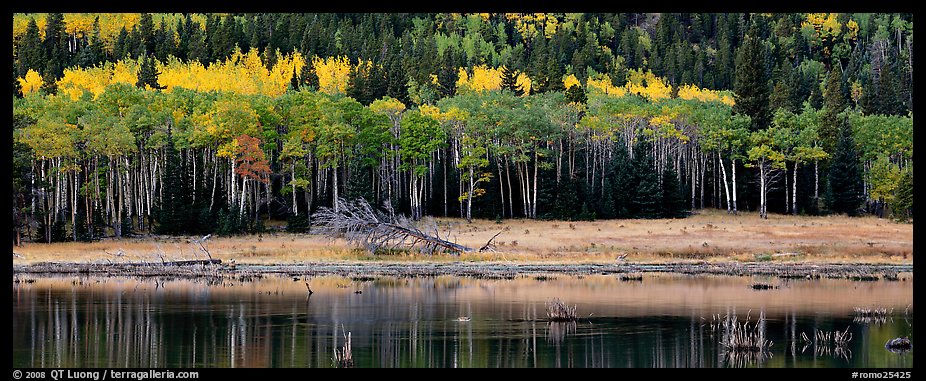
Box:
[11,13,913,244]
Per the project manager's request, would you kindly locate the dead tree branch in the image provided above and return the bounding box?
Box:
[312,198,474,255]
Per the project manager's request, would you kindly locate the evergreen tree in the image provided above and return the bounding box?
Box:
[565,84,587,104]
[607,139,633,218]
[42,13,68,80]
[825,118,864,216]
[114,27,130,60]
[875,63,904,116]
[500,64,523,96]
[733,27,769,131]
[554,176,582,220]
[138,13,155,54]
[301,60,319,91]
[13,66,22,98]
[17,18,44,76]
[630,140,661,218]
[820,64,847,153]
[435,51,458,99]
[136,54,166,90]
[892,166,913,222]
[660,163,688,218]
[39,62,58,95]
[769,62,797,112]
[154,130,192,234]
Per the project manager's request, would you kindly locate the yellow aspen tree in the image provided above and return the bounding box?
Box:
[313,56,351,95]
[57,64,113,100]
[18,69,44,95]
[563,73,581,89]
[514,72,532,95]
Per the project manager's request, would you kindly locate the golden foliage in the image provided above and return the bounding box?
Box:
[516,71,533,95]
[111,59,140,85]
[160,48,305,96]
[58,64,113,100]
[625,69,672,101]
[18,69,43,95]
[13,13,197,52]
[418,104,444,121]
[677,84,735,106]
[586,75,627,97]
[456,64,503,93]
[313,56,351,95]
[562,74,581,90]
[802,13,842,38]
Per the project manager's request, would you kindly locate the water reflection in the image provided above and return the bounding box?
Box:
[12,273,913,368]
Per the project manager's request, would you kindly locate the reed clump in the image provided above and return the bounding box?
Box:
[333,327,353,368]
[717,313,773,352]
[547,298,578,322]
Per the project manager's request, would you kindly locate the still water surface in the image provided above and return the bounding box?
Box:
[12,273,913,368]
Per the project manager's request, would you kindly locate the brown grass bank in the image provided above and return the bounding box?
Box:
[11,209,913,266]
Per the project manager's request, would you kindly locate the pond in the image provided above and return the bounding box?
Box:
[12,272,913,368]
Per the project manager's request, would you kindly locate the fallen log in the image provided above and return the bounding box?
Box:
[115,259,222,267]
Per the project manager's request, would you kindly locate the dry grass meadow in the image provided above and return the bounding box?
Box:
[12,209,913,265]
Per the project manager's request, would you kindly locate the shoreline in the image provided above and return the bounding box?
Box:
[13,260,913,279]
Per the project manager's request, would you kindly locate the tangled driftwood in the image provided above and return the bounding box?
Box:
[312,198,500,255]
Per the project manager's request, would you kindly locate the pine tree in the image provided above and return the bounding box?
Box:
[892,167,913,222]
[138,13,155,54]
[13,66,22,98]
[42,13,68,80]
[40,62,58,95]
[660,163,688,218]
[554,176,582,220]
[733,27,770,131]
[298,61,317,91]
[436,51,458,99]
[820,64,847,153]
[825,117,864,216]
[630,139,661,218]
[500,65,523,96]
[875,62,904,116]
[565,84,587,104]
[136,54,166,90]
[608,139,633,218]
[155,130,192,234]
[17,18,44,76]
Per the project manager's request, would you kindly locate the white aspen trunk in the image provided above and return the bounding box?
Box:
[230,159,237,210]
[466,165,474,222]
[699,154,707,209]
[760,160,767,219]
[443,153,448,217]
[71,171,77,241]
[518,161,528,218]
[731,158,738,215]
[719,151,731,213]
[784,163,789,215]
[239,177,248,217]
[292,163,298,215]
[332,164,339,213]
[814,160,819,200]
[191,149,196,204]
[495,157,508,218]
[505,158,514,218]
[793,161,799,215]
[209,155,218,211]
[532,149,539,219]
[689,148,698,210]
